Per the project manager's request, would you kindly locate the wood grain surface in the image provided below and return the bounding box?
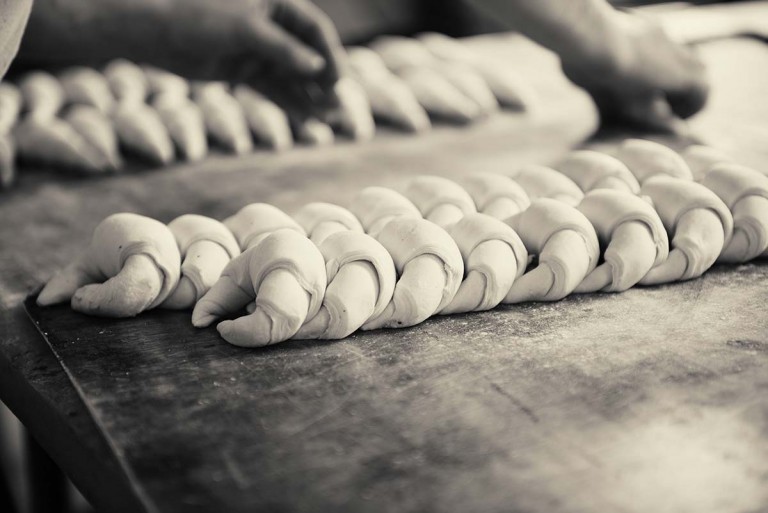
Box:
[2,34,768,513]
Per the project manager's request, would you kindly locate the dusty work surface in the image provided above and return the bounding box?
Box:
[25,264,768,513]
[2,34,768,513]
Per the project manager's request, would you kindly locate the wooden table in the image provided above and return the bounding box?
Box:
[1,35,767,513]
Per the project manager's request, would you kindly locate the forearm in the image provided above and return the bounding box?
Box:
[0,0,34,77]
[467,0,628,74]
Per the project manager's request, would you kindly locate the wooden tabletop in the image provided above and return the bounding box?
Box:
[1,35,768,513]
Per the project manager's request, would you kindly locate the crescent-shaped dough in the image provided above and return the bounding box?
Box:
[0,135,15,189]
[193,83,253,155]
[441,213,528,314]
[162,214,240,310]
[293,117,335,146]
[352,71,431,133]
[112,103,175,165]
[234,85,294,151]
[144,66,189,106]
[328,77,376,142]
[155,100,208,162]
[363,217,463,330]
[0,82,22,135]
[509,165,584,206]
[397,66,481,124]
[294,202,364,245]
[14,117,111,173]
[616,139,693,184]
[402,175,476,228]
[505,198,599,302]
[370,36,435,72]
[295,231,396,340]
[38,213,180,317]
[434,61,499,115]
[59,67,115,114]
[104,59,147,105]
[65,105,122,171]
[18,71,64,119]
[639,176,734,284]
[348,186,422,237]
[462,172,531,219]
[700,163,768,262]
[224,203,305,250]
[192,229,326,347]
[576,190,669,292]
[556,150,640,194]
[681,145,731,181]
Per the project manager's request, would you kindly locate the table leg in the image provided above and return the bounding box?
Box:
[26,431,68,513]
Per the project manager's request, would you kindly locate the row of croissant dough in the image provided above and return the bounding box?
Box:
[37,139,768,347]
[0,33,534,188]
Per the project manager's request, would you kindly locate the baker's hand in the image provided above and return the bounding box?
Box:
[563,12,708,131]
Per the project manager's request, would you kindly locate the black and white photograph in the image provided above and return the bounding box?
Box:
[0,0,767,512]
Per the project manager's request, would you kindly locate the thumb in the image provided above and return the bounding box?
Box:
[241,20,327,77]
[621,94,689,135]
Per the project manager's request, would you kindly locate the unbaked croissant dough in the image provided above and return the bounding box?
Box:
[64,105,122,171]
[192,229,326,347]
[112,102,175,165]
[369,36,435,71]
[161,214,240,309]
[37,213,181,317]
[576,190,669,293]
[293,116,335,146]
[103,59,148,105]
[0,82,22,134]
[681,145,732,181]
[193,82,253,155]
[295,231,396,340]
[18,71,64,119]
[397,66,482,124]
[441,213,528,314]
[294,202,364,245]
[144,66,190,107]
[59,67,115,114]
[234,85,294,151]
[509,165,585,206]
[402,175,477,228]
[556,150,640,194]
[0,135,15,189]
[327,77,376,142]
[699,163,768,262]
[349,186,422,237]
[433,61,499,115]
[505,198,599,302]
[224,203,305,250]
[616,139,693,184]
[639,176,734,284]
[363,217,463,329]
[462,172,531,220]
[155,100,208,162]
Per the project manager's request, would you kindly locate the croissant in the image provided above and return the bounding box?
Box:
[402,175,477,228]
[369,36,435,72]
[112,102,175,165]
[0,82,22,134]
[193,83,253,155]
[234,85,294,151]
[462,172,530,220]
[639,176,733,285]
[509,165,584,206]
[161,214,241,309]
[224,203,305,250]
[699,163,768,263]
[103,59,147,105]
[14,116,111,173]
[575,190,669,293]
[37,213,181,317]
[616,139,693,184]
[293,116,334,146]
[18,71,64,119]
[348,186,422,237]
[59,67,115,114]
[0,135,15,188]
[192,229,326,347]
[64,105,122,171]
[504,198,600,302]
[144,66,190,107]
[362,217,463,330]
[433,61,499,115]
[417,32,536,111]
[293,202,364,245]
[295,231,396,339]
[681,145,732,181]
[327,77,375,142]
[441,213,528,314]
[155,100,208,162]
[347,49,430,133]
[556,150,640,194]
[397,66,481,124]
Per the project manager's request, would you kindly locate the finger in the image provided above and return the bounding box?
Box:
[620,94,689,134]
[241,20,326,78]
